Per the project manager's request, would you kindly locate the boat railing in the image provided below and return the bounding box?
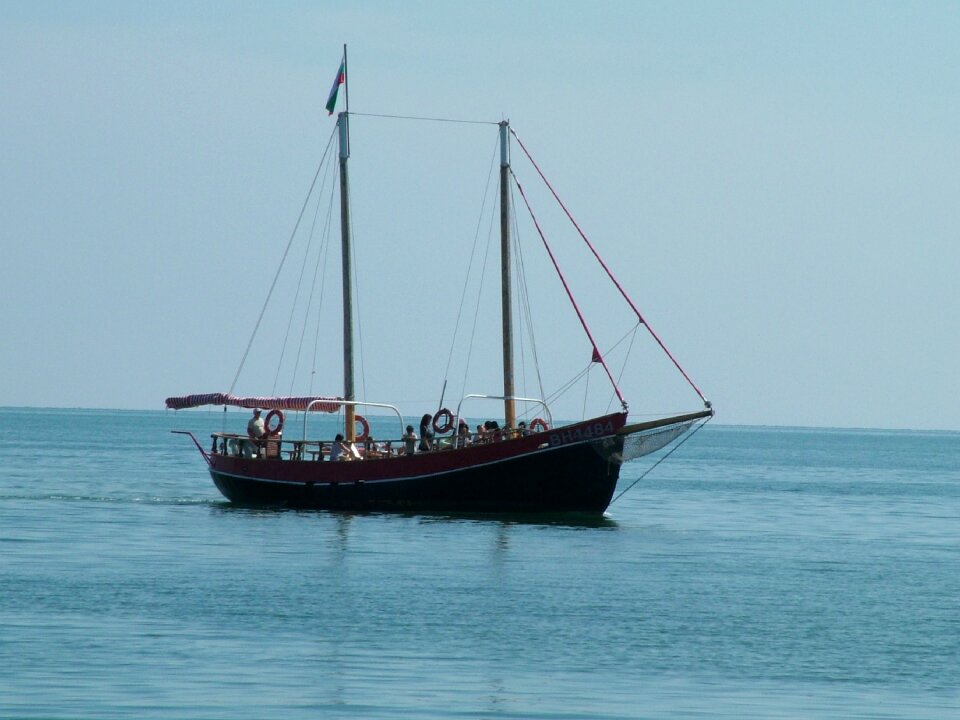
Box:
[455,394,553,430]
[208,411,546,461]
[303,398,405,439]
[210,432,376,461]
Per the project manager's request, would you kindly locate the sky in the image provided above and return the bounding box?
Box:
[2,1,959,430]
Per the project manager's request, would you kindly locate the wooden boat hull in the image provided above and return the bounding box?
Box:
[207,414,627,514]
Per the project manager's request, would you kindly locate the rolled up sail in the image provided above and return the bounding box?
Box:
[165,393,342,413]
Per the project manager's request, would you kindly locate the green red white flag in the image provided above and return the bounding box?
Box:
[326,61,345,115]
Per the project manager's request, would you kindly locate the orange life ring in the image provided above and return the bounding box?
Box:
[354,414,370,442]
[432,408,454,434]
[264,409,284,436]
[530,417,549,433]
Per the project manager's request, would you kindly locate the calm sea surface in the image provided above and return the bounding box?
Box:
[1,408,957,719]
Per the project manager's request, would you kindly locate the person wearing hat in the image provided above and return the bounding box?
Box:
[239,408,265,459]
[247,408,265,440]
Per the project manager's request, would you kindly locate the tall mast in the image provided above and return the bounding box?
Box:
[499,121,516,428]
[338,110,356,441]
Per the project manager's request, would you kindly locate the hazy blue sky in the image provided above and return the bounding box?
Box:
[2,1,959,430]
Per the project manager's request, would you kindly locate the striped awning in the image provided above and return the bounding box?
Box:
[165,392,342,413]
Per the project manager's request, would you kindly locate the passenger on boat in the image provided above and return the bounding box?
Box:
[517,420,529,437]
[456,420,470,448]
[403,425,417,456]
[330,433,350,462]
[484,420,501,442]
[476,424,486,443]
[419,414,434,451]
[244,408,265,457]
[247,408,265,439]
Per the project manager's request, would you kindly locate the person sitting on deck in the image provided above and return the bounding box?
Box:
[330,433,351,462]
[403,425,417,456]
[456,420,470,448]
[484,420,501,442]
[516,420,529,437]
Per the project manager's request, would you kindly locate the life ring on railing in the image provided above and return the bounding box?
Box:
[264,409,284,436]
[354,414,370,442]
[432,408,454,434]
[530,417,549,433]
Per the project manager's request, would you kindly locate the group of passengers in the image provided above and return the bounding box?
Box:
[236,408,531,462]
[327,412,531,461]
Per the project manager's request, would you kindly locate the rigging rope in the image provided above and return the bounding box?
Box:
[544,323,642,408]
[609,414,713,506]
[510,169,627,410]
[308,165,338,396]
[509,128,708,405]
[607,323,641,415]
[443,134,500,398]
[349,111,499,126]
[292,159,338,395]
[349,175,367,402]
[274,137,337,394]
[461,165,500,401]
[582,364,591,421]
[228,125,338,396]
[509,180,548,412]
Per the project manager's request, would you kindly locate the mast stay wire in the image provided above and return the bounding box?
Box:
[509,128,708,406]
[544,324,644,408]
[606,323,641,415]
[293,158,338,395]
[608,414,713,506]
[509,168,627,410]
[228,124,338,396]
[273,136,338,394]
[349,175,367,404]
[350,111,499,127]
[509,179,548,418]
[441,133,500,402]
[511,192,528,411]
[460,176,500,402]
[273,175,324,394]
[308,176,338,396]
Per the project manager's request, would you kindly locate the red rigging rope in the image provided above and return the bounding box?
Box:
[509,128,708,405]
[510,169,627,410]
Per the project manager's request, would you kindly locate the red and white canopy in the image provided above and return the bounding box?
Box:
[165,392,342,413]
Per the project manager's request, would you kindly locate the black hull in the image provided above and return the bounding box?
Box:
[209,435,623,514]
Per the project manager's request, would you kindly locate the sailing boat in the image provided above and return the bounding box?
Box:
[167,57,712,514]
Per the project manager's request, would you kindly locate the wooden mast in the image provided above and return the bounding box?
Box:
[337,48,355,441]
[499,121,516,429]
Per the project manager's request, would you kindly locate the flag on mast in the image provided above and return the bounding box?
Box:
[325,60,345,115]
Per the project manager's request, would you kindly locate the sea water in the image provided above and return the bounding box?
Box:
[0,408,957,719]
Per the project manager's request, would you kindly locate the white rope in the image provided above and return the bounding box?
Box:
[228,125,338,395]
